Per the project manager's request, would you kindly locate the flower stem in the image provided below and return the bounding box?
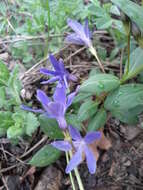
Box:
[69,151,85,190]
[65,152,76,190]
[89,46,105,73]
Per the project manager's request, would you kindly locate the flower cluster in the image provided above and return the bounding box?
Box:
[22,19,101,174]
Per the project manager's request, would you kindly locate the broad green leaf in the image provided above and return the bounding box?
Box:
[29,144,61,167]
[88,108,107,131]
[39,115,64,139]
[111,0,143,32]
[111,109,139,124]
[78,100,99,122]
[73,92,92,103]
[0,61,9,86]
[0,87,6,108]
[24,113,39,136]
[8,65,21,105]
[123,47,143,81]
[104,84,143,111]
[89,68,101,78]
[0,111,14,129]
[66,113,84,130]
[96,17,112,29]
[80,74,120,96]
[7,125,24,139]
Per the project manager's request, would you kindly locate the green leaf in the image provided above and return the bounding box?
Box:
[66,113,84,130]
[7,65,21,105]
[39,115,64,139]
[123,47,143,81]
[7,125,24,139]
[111,0,143,32]
[29,144,61,167]
[111,109,139,124]
[80,74,120,96]
[0,61,9,86]
[104,84,143,111]
[0,111,14,129]
[24,113,39,136]
[104,84,143,124]
[96,16,112,29]
[88,108,107,131]
[11,111,39,137]
[0,86,6,108]
[73,92,92,103]
[89,68,101,78]
[78,100,99,122]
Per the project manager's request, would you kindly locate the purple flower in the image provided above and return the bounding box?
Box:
[66,19,92,47]
[40,54,77,88]
[52,125,101,174]
[21,84,78,130]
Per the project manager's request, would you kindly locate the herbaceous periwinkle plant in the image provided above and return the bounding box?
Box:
[22,14,143,190]
[22,52,101,190]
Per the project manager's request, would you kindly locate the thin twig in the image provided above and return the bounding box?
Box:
[1,176,9,190]
[20,135,48,159]
[0,148,26,165]
[7,19,16,34]
[64,46,86,62]
[0,164,20,173]
[0,186,5,190]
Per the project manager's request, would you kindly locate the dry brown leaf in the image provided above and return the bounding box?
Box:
[88,130,112,162]
[95,130,112,150]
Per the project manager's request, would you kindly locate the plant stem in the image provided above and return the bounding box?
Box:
[69,151,85,190]
[126,32,131,75]
[44,0,50,56]
[89,46,105,73]
[121,27,131,83]
[65,152,76,190]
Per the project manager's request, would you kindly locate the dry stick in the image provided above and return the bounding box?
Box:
[64,46,86,62]
[0,34,65,45]
[1,176,9,190]
[0,144,8,162]
[0,164,20,174]
[7,19,16,34]
[0,148,26,165]
[0,186,4,190]
[20,135,48,159]
[0,30,107,44]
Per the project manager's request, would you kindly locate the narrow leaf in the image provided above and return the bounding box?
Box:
[124,47,143,81]
[78,100,99,122]
[88,108,107,131]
